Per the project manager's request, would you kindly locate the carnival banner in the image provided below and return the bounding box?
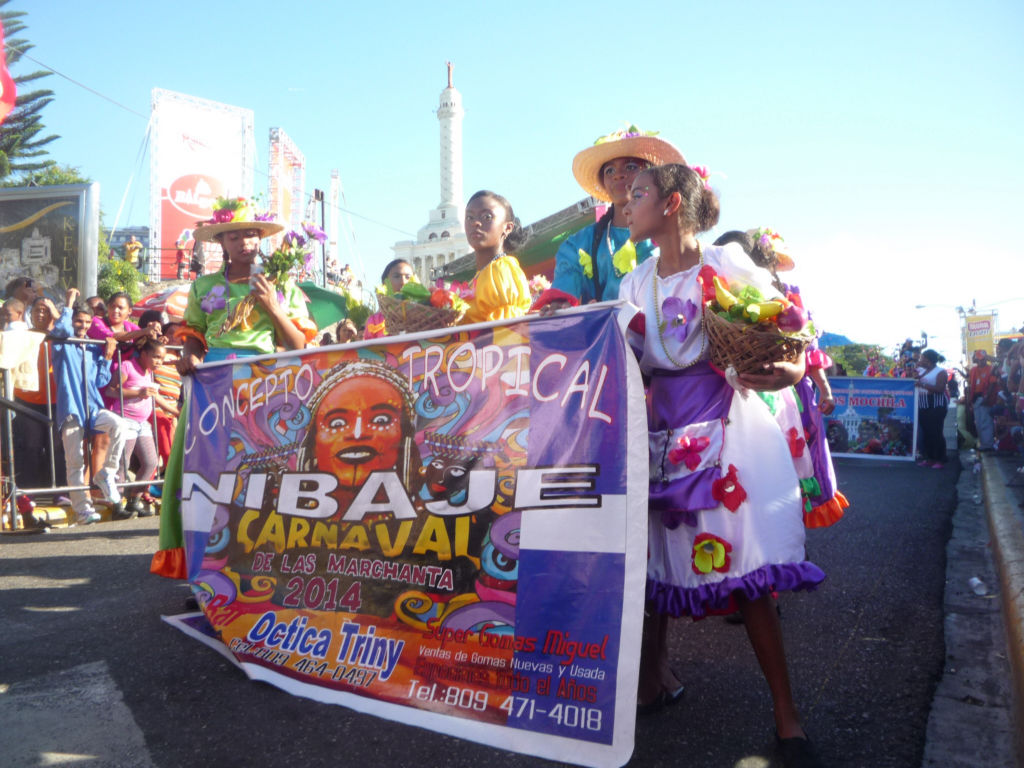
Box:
[824,377,918,459]
[172,305,647,767]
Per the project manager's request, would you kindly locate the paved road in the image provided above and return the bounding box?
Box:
[0,456,985,767]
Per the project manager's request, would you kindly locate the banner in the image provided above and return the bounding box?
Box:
[176,306,647,767]
[824,377,918,459]
[150,89,254,281]
[965,314,995,359]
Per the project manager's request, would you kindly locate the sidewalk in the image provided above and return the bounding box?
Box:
[923,450,1024,767]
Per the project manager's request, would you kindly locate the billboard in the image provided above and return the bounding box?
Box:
[169,306,647,767]
[0,182,99,298]
[150,89,254,281]
[268,127,306,235]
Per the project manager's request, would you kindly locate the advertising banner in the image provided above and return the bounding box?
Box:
[965,314,995,359]
[824,377,918,459]
[0,183,99,298]
[174,306,647,767]
[150,89,254,280]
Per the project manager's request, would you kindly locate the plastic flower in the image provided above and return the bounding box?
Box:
[593,124,659,145]
[302,221,327,243]
[667,434,710,470]
[692,533,732,575]
[697,265,719,304]
[690,165,711,190]
[786,426,806,458]
[711,464,747,512]
[200,284,227,313]
[578,248,594,279]
[661,296,698,343]
[528,274,551,298]
[611,240,637,277]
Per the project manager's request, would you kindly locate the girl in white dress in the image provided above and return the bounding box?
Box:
[620,164,824,766]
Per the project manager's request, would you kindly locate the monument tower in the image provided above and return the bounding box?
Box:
[391,62,470,283]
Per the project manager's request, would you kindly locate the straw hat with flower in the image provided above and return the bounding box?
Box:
[571,124,686,202]
[194,197,284,242]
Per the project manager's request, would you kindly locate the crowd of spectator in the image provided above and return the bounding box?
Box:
[2,275,183,529]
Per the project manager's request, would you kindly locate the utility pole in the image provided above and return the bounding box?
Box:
[314,189,326,287]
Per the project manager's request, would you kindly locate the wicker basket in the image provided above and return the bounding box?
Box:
[377,294,464,334]
[703,306,814,375]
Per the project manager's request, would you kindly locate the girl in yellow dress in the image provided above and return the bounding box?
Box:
[461,190,532,324]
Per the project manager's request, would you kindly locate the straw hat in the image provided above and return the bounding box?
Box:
[571,125,685,202]
[193,197,284,242]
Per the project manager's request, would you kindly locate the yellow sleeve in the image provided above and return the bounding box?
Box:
[464,256,532,324]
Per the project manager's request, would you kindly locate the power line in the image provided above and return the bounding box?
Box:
[4,42,149,120]
[3,43,416,238]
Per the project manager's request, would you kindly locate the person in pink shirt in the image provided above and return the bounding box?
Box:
[87,292,158,478]
[108,338,172,518]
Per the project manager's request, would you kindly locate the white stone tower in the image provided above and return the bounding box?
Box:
[392,62,470,284]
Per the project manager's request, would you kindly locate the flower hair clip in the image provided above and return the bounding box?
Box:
[690,165,712,190]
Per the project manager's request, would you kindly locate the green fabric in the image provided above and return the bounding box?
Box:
[184,272,309,354]
[756,390,779,415]
[157,395,188,551]
[297,281,350,330]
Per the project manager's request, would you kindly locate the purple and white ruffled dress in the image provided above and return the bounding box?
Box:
[620,245,826,619]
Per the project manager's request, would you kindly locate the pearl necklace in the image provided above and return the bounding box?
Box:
[651,244,705,370]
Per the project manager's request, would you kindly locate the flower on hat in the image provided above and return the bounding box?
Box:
[594,124,660,145]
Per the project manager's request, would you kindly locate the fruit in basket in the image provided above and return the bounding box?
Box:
[776,303,808,333]
[713,276,739,310]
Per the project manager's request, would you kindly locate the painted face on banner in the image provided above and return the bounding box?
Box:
[313,376,406,488]
[421,453,476,501]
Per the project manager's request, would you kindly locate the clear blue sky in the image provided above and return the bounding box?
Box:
[21,0,1024,364]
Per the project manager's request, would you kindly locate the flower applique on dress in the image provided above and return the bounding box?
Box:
[200,284,227,313]
[660,296,699,343]
[692,532,732,575]
[668,434,711,471]
[711,464,747,512]
[786,426,807,458]
[578,249,594,279]
[611,239,637,278]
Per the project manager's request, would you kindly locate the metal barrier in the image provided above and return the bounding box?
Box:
[1,333,182,530]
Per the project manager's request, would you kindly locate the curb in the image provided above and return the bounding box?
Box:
[982,454,1024,763]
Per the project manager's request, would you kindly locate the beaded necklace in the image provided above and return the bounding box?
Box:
[651,243,705,370]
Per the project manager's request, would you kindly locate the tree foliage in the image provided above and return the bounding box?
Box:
[97,254,143,304]
[0,1,57,179]
[0,161,85,188]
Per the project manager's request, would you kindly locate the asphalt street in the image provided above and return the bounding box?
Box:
[0,454,1005,768]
